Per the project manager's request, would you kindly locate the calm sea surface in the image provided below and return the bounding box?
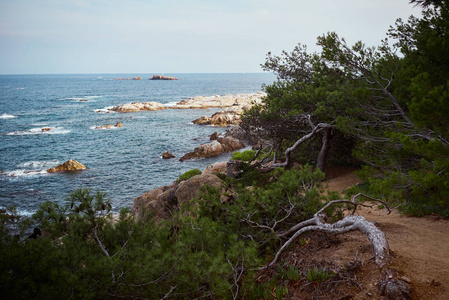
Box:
[0,73,275,215]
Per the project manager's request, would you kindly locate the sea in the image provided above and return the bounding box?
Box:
[0,73,275,216]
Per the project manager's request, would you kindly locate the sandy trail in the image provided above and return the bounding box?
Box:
[324,171,449,299]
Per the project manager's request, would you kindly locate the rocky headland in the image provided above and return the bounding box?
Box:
[110,102,166,113]
[169,92,265,109]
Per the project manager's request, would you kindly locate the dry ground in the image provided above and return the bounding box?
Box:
[258,166,449,299]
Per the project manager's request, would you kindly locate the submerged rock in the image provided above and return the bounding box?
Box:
[95,122,123,129]
[46,160,87,173]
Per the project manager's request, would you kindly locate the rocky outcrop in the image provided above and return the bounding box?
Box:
[175,174,222,207]
[202,161,228,176]
[131,173,222,222]
[162,151,175,159]
[149,75,178,80]
[47,160,87,173]
[170,92,265,109]
[95,122,123,129]
[110,102,166,113]
[192,106,245,127]
[179,136,244,161]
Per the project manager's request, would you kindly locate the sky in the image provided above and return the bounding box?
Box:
[0,0,422,74]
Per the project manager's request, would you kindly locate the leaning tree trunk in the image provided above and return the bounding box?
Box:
[316,127,332,172]
[262,194,412,299]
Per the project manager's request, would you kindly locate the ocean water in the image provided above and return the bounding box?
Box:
[0,73,275,215]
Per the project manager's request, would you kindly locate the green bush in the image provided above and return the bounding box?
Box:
[231,150,256,162]
[176,168,202,183]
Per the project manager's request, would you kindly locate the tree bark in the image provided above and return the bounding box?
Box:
[316,127,332,172]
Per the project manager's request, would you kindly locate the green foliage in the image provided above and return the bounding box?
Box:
[306,266,331,283]
[279,264,301,282]
[176,168,202,183]
[231,149,256,162]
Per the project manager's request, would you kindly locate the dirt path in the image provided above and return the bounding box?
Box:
[323,170,449,299]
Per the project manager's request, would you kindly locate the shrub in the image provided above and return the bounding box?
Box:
[231,150,256,162]
[176,168,202,183]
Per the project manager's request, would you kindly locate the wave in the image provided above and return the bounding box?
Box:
[6,126,71,136]
[18,160,61,170]
[94,106,115,113]
[164,102,179,107]
[2,169,48,178]
[65,95,102,102]
[0,113,17,119]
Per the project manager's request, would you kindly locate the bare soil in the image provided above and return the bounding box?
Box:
[259,166,449,299]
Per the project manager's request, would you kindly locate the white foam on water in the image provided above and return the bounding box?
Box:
[94,106,115,113]
[6,126,71,136]
[0,113,17,119]
[164,102,179,107]
[90,125,120,130]
[3,169,48,178]
[18,160,61,169]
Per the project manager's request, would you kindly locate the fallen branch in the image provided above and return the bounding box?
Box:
[267,194,390,268]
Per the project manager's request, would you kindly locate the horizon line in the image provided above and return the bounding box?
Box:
[0,71,270,76]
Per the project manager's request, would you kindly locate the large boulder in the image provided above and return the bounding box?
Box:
[202,161,228,176]
[111,102,166,113]
[47,160,87,173]
[131,173,222,222]
[131,186,173,222]
[174,174,222,207]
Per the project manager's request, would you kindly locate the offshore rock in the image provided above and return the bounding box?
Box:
[179,136,244,161]
[46,160,87,173]
[162,151,175,159]
[149,75,178,80]
[110,102,166,113]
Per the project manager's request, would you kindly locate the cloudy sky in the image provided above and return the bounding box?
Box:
[0,0,421,74]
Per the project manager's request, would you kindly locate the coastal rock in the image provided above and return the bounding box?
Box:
[193,108,242,127]
[95,122,123,129]
[131,186,172,222]
[42,127,51,132]
[210,132,219,140]
[174,174,222,207]
[202,161,228,176]
[170,92,265,109]
[111,102,166,113]
[162,151,175,159]
[149,75,178,80]
[131,173,222,222]
[46,160,87,173]
[179,136,244,161]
